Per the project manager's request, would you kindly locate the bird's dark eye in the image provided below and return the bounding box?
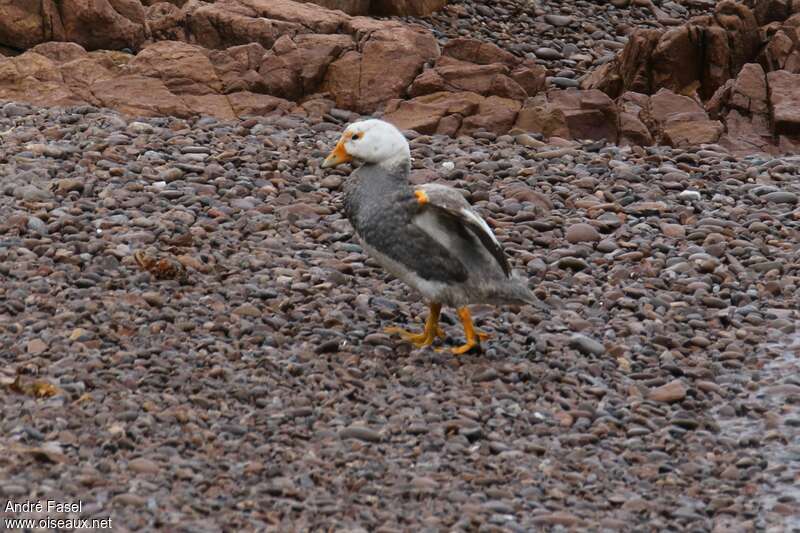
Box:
[352,133,361,140]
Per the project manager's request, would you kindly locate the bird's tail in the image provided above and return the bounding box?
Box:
[501,274,549,311]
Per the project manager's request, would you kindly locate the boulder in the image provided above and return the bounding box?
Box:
[128,41,223,96]
[458,96,521,136]
[319,49,361,110]
[226,91,293,117]
[767,70,800,134]
[617,92,653,146]
[0,0,64,51]
[728,62,769,114]
[297,0,371,15]
[383,91,483,134]
[370,0,447,16]
[0,0,148,52]
[259,33,354,100]
[299,0,446,16]
[59,0,148,51]
[323,24,439,113]
[188,1,305,50]
[242,0,349,34]
[146,2,189,42]
[759,13,800,72]
[745,0,800,25]
[515,89,617,141]
[547,89,618,141]
[662,120,724,146]
[511,63,547,97]
[649,89,707,125]
[60,56,117,103]
[208,43,268,93]
[408,57,526,100]
[514,97,570,139]
[91,74,193,117]
[649,88,722,146]
[29,42,88,63]
[442,37,518,66]
[0,52,83,107]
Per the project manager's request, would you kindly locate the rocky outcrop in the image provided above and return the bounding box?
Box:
[758,12,800,72]
[0,0,799,154]
[515,89,618,142]
[0,0,148,52]
[0,41,293,119]
[583,0,760,100]
[297,0,446,16]
[322,24,439,113]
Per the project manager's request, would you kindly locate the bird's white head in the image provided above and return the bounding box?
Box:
[321,119,410,171]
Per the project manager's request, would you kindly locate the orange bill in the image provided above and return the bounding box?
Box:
[322,136,353,168]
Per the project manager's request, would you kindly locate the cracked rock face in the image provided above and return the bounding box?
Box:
[1,0,799,154]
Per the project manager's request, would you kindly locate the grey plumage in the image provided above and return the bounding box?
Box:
[343,160,538,309]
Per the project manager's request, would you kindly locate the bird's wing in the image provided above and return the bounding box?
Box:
[415,183,511,277]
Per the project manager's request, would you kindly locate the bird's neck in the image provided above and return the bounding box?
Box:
[374,152,411,175]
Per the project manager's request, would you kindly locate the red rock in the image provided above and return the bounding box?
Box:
[510,63,547,97]
[720,109,774,154]
[751,0,798,25]
[128,41,223,96]
[617,91,653,146]
[0,0,60,50]
[324,24,439,113]
[383,91,483,134]
[442,37,518,66]
[60,0,148,51]
[0,53,84,107]
[759,14,800,72]
[549,88,618,141]
[29,42,88,63]
[0,0,147,51]
[259,33,353,100]
[91,74,192,117]
[297,0,370,15]
[435,114,462,136]
[458,96,521,136]
[651,25,705,96]
[308,0,444,17]
[209,43,267,93]
[649,88,706,125]
[409,57,525,100]
[370,0,447,16]
[60,57,116,103]
[227,91,293,117]
[247,0,349,34]
[514,97,570,139]
[767,70,800,134]
[663,120,723,146]
[182,94,237,120]
[583,1,759,99]
[648,379,687,403]
[728,63,768,114]
[188,1,304,50]
[515,89,617,142]
[357,25,439,112]
[146,2,189,42]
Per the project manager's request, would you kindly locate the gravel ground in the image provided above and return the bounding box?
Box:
[403,0,721,82]
[1,101,799,531]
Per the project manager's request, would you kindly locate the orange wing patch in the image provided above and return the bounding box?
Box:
[414,190,429,205]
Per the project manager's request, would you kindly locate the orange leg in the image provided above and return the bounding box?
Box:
[451,307,491,355]
[385,303,445,348]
